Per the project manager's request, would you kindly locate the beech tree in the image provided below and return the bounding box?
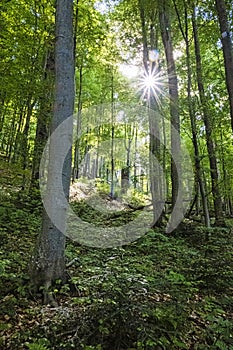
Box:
[215,0,233,132]
[30,0,75,302]
[30,45,55,189]
[159,0,183,230]
[137,0,165,227]
[192,6,224,226]
[173,0,210,227]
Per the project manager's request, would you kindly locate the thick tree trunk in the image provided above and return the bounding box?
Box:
[192,7,224,226]
[215,0,233,132]
[30,0,74,301]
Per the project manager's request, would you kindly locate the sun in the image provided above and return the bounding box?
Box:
[138,67,167,106]
[144,73,155,88]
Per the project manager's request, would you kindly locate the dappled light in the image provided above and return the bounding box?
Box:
[1,0,233,348]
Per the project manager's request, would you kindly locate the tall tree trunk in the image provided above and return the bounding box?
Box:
[138,0,164,227]
[110,68,115,198]
[11,104,25,163]
[133,125,138,189]
[148,99,164,226]
[6,109,17,162]
[215,0,233,132]
[72,0,82,182]
[174,1,210,226]
[121,124,133,194]
[138,0,148,72]
[159,1,182,231]
[30,47,55,190]
[22,97,36,190]
[72,66,83,181]
[30,0,75,302]
[0,97,6,136]
[192,7,224,226]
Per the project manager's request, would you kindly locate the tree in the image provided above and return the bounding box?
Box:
[192,5,224,226]
[0,0,55,188]
[137,0,166,227]
[159,0,183,230]
[30,0,75,302]
[30,44,55,189]
[173,0,210,227]
[215,0,233,132]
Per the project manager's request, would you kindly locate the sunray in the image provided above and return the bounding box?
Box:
[138,66,168,108]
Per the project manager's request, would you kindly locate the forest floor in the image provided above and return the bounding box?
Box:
[0,159,233,350]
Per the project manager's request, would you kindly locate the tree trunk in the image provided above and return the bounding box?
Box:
[0,97,6,136]
[138,0,148,72]
[133,125,138,189]
[6,108,17,162]
[215,0,233,132]
[22,97,36,190]
[192,7,224,226]
[121,124,133,194]
[148,100,164,226]
[175,2,210,227]
[159,1,182,231]
[72,66,83,181]
[30,0,75,302]
[11,104,25,163]
[110,68,115,198]
[138,0,164,227]
[30,47,55,190]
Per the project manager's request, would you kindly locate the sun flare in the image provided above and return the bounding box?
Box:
[138,67,167,106]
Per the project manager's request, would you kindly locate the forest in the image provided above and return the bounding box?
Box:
[0,0,233,349]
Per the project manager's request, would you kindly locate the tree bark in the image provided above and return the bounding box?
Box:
[138,0,164,227]
[159,1,182,231]
[30,0,75,301]
[174,1,210,227]
[192,7,224,226]
[215,0,233,133]
[121,124,133,194]
[72,66,83,181]
[30,47,55,190]
[22,97,36,190]
[110,67,115,198]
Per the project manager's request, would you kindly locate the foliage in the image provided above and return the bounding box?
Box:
[1,188,233,349]
[1,0,233,348]
[27,339,50,350]
[95,178,110,196]
[122,188,149,208]
[71,196,139,227]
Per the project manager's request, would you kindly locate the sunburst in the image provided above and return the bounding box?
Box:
[138,66,168,107]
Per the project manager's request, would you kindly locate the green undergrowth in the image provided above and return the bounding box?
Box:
[71,199,140,227]
[0,190,233,349]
